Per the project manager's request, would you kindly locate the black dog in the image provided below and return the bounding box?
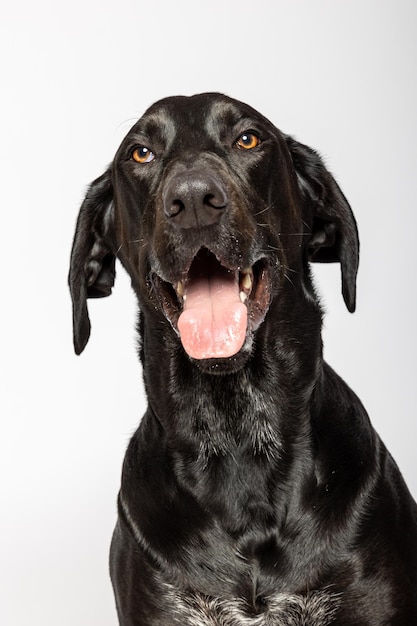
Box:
[69,93,417,625]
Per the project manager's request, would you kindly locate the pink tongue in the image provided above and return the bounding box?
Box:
[177,265,247,360]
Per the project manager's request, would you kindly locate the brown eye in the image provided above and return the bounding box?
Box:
[131,146,155,163]
[236,132,261,150]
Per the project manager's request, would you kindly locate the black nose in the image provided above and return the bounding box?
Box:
[163,170,228,229]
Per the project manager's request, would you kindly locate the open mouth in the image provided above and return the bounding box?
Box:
[151,248,272,360]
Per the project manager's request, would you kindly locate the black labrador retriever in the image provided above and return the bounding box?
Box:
[69,93,417,625]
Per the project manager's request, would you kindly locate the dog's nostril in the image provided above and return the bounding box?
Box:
[204,192,227,210]
[167,200,185,217]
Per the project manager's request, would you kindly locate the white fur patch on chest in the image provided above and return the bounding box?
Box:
[164,585,341,626]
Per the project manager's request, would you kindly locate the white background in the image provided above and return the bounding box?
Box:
[1,1,416,624]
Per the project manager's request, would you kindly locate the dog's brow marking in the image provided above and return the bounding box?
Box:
[152,109,178,150]
[205,100,243,141]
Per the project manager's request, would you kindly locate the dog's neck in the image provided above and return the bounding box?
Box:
[136,298,346,537]
[141,323,321,535]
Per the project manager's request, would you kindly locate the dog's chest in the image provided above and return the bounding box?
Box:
[163,584,341,626]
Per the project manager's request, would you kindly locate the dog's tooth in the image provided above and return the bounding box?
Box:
[241,272,252,291]
[240,291,248,303]
[176,281,185,297]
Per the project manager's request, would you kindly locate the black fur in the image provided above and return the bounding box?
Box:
[69,93,417,625]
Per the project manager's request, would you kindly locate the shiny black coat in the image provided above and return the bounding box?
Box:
[69,93,417,625]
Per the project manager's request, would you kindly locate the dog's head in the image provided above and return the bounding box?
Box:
[69,93,358,371]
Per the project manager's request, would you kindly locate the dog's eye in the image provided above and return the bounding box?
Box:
[236,133,261,150]
[131,146,155,164]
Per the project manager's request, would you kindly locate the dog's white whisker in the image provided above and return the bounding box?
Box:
[284,273,295,288]
[283,266,299,275]
[253,205,272,216]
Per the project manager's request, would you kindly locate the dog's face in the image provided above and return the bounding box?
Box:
[69,93,359,371]
[113,94,306,363]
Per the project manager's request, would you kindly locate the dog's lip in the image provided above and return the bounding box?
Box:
[150,249,272,347]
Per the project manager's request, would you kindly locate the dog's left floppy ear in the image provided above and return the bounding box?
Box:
[69,167,115,355]
[286,136,359,313]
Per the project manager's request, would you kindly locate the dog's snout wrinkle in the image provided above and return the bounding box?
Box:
[163,170,228,229]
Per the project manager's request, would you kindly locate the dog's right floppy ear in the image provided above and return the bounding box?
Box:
[69,167,115,355]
